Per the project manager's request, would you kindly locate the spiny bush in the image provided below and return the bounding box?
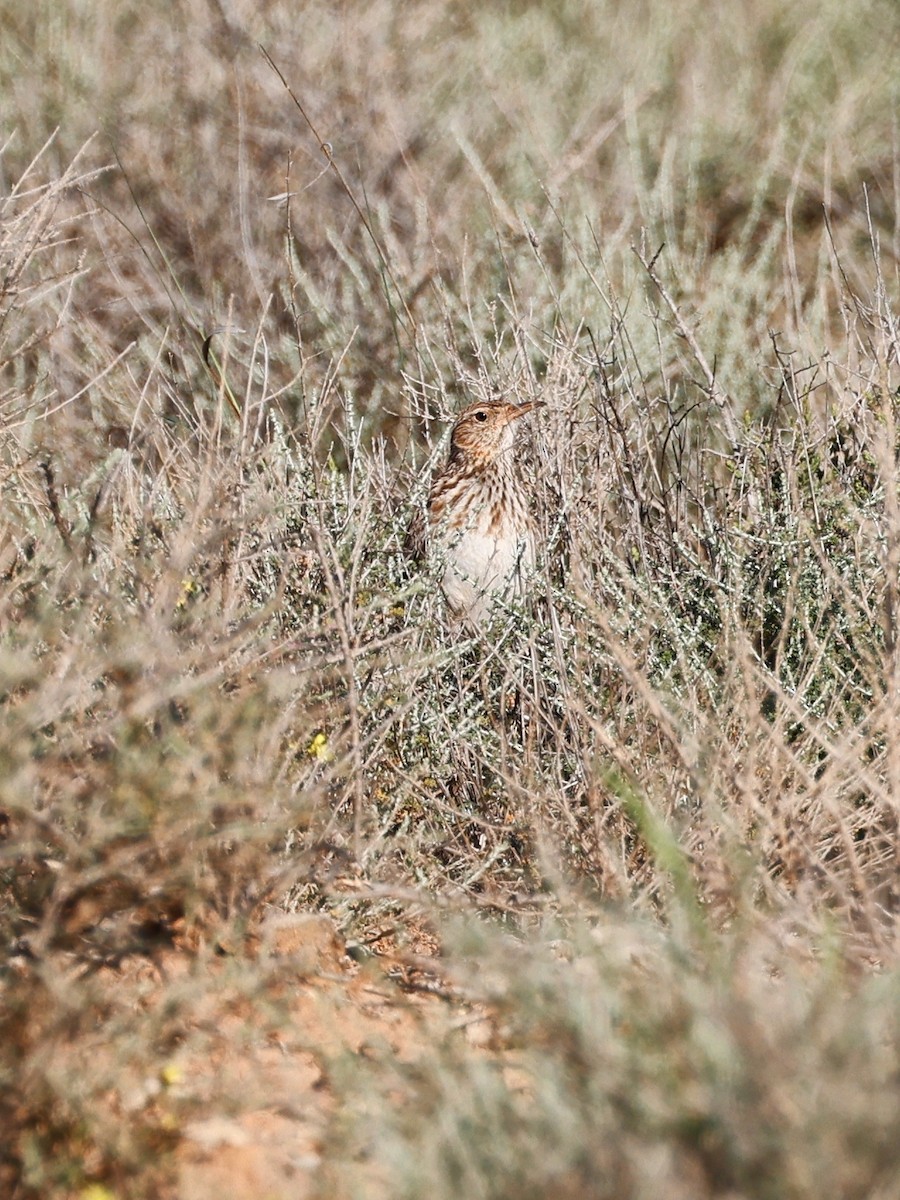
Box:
[1,1,899,1194]
[334,914,900,1200]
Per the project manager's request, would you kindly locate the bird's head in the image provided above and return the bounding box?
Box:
[447,399,541,467]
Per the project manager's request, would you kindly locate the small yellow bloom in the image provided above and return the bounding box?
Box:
[307,732,333,762]
[175,578,201,611]
[81,1186,117,1200]
[160,1063,183,1087]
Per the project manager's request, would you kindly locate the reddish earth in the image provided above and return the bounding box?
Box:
[83,912,463,1200]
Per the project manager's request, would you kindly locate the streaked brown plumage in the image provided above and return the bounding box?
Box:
[407,399,540,622]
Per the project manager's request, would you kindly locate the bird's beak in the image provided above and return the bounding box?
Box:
[510,400,544,420]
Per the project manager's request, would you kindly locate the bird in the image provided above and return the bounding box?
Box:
[406,398,542,623]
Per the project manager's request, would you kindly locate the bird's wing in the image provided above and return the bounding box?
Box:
[403,502,429,562]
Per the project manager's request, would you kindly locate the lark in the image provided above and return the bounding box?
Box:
[407,399,541,623]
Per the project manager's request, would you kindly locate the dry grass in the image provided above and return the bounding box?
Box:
[2,0,900,1196]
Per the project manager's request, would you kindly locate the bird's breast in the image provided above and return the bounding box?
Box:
[427,466,533,619]
[439,524,533,618]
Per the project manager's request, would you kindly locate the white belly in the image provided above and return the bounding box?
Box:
[439,527,534,621]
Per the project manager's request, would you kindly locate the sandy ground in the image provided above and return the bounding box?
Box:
[83,912,464,1200]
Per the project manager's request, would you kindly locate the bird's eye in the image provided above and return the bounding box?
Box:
[474,410,488,422]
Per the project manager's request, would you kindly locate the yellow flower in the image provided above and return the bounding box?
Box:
[175,578,201,611]
[307,732,333,762]
[160,1063,183,1087]
[81,1186,117,1200]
